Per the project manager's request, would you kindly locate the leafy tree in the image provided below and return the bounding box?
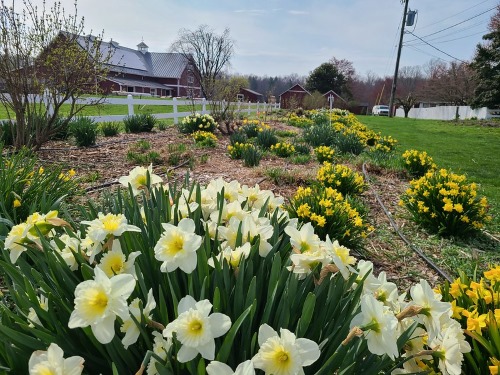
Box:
[170,25,234,100]
[305,63,347,96]
[0,0,111,150]
[470,5,500,109]
[395,66,425,117]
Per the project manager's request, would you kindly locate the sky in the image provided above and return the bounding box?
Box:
[25,0,499,79]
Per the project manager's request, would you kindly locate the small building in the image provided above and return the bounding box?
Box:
[237,88,263,103]
[279,84,310,109]
[322,90,347,107]
[75,35,202,98]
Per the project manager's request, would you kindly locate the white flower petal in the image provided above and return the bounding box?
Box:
[296,338,321,366]
[178,218,196,233]
[196,339,216,360]
[195,299,213,316]
[209,313,232,338]
[92,315,116,344]
[258,324,278,346]
[177,345,199,363]
[178,295,197,314]
[206,361,234,375]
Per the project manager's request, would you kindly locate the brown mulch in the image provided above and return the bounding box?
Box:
[36,122,442,289]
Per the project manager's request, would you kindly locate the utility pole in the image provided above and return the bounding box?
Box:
[388,0,409,117]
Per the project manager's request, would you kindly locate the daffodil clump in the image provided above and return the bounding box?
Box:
[316,162,367,196]
[287,112,314,128]
[314,145,335,163]
[372,135,398,153]
[270,142,295,157]
[0,145,78,227]
[287,185,370,249]
[402,149,437,177]
[192,130,218,148]
[400,168,491,236]
[241,119,267,138]
[438,266,500,375]
[227,142,255,160]
[0,167,472,374]
[178,113,217,134]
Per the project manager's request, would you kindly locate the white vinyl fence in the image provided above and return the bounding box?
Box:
[395,106,500,120]
[1,95,280,124]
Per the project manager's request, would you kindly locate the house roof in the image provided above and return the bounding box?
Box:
[279,84,310,98]
[75,35,189,79]
[323,89,348,104]
[106,76,174,90]
[241,88,263,96]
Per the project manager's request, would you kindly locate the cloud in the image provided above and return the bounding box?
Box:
[288,10,308,15]
[233,9,267,15]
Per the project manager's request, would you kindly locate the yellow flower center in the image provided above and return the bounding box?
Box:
[190,320,203,332]
[164,233,184,256]
[81,288,108,319]
[32,364,56,375]
[102,217,120,232]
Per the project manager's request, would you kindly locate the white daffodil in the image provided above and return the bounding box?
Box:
[240,184,267,210]
[50,234,81,271]
[322,236,356,280]
[207,360,255,375]
[218,216,273,256]
[29,343,84,375]
[289,249,329,279]
[121,289,156,349]
[210,200,248,224]
[363,271,399,308]
[208,243,252,269]
[252,324,320,375]
[5,222,29,264]
[154,218,202,274]
[118,164,163,196]
[147,331,173,375]
[284,222,321,254]
[97,240,141,278]
[163,295,231,362]
[82,213,141,262]
[350,294,400,360]
[431,319,470,375]
[68,267,136,344]
[27,295,49,328]
[410,279,451,341]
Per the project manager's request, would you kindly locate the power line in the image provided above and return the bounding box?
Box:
[417,0,496,30]
[405,29,487,47]
[405,44,449,62]
[406,31,468,63]
[419,6,496,39]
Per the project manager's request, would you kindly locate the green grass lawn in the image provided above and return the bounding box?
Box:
[360,115,500,230]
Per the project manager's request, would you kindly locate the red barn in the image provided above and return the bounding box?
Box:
[76,36,201,98]
[238,88,264,103]
[279,84,310,109]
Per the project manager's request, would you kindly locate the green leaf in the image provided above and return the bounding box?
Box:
[296,292,316,337]
[216,303,253,363]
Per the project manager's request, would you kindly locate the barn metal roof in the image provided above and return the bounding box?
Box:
[76,35,188,79]
[107,77,174,90]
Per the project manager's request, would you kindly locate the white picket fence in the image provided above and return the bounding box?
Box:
[395,106,500,120]
[0,95,279,124]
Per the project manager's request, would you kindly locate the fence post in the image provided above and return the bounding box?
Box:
[127,94,134,116]
[173,97,178,124]
[256,102,260,116]
[247,101,251,116]
[202,98,207,114]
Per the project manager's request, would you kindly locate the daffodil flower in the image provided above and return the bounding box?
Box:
[97,240,141,278]
[163,295,231,362]
[154,218,202,273]
[118,164,163,196]
[252,324,320,375]
[68,267,136,344]
[29,343,84,375]
[284,222,321,254]
[121,289,156,349]
[206,360,255,375]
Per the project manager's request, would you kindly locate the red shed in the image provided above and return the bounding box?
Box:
[238,88,264,103]
[279,84,310,109]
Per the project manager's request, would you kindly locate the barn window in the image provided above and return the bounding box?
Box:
[237,94,244,102]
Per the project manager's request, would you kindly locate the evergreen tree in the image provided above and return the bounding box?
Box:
[470,6,500,109]
[305,63,347,95]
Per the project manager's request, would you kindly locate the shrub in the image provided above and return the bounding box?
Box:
[50,116,71,140]
[438,267,500,375]
[227,142,252,160]
[69,117,98,147]
[286,184,370,249]
[0,169,470,375]
[99,121,121,137]
[124,114,157,133]
[0,120,14,146]
[241,144,262,167]
[402,149,437,177]
[314,145,335,163]
[302,123,336,147]
[229,130,248,145]
[333,131,365,155]
[292,142,311,155]
[317,162,367,196]
[399,169,491,236]
[178,113,217,134]
[192,130,217,148]
[270,142,295,157]
[0,145,77,232]
[289,154,312,164]
[255,128,278,149]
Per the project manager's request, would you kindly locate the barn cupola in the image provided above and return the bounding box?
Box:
[137,40,149,54]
